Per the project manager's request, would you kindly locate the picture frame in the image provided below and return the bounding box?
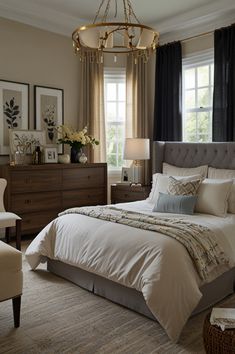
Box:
[121,167,132,183]
[34,85,64,154]
[0,79,29,155]
[44,147,58,163]
[9,129,46,155]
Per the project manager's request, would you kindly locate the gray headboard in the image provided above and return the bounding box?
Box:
[153,141,235,174]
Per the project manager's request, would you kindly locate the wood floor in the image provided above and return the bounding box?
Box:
[0,241,235,354]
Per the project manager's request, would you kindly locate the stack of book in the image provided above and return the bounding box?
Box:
[210,308,235,331]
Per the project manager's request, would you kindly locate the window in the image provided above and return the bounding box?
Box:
[104,68,126,170]
[183,52,214,142]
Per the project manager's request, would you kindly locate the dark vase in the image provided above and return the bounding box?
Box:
[70,146,81,163]
[48,131,54,141]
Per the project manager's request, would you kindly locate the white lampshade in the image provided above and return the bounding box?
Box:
[137,29,155,49]
[124,138,150,160]
[79,28,100,48]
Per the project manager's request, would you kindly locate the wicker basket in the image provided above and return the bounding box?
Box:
[203,313,235,353]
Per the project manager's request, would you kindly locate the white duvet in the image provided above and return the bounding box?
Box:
[25,200,235,342]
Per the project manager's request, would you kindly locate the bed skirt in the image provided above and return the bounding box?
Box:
[47,259,235,319]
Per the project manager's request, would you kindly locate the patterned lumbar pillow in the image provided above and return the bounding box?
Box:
[167,176,201,196]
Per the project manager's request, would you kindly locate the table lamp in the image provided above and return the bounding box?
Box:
[123,138,150,184]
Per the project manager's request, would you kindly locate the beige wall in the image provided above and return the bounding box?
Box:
[182,33,213,57]
[0,17,80,164]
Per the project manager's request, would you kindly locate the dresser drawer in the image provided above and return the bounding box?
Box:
[21,210,58,233]
[10,170,62,193]
[112,189,146,202]
[62,188,106,209]
[63,167,105,189]
[11,191,61,214]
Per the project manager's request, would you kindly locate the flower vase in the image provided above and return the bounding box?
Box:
[70,146,82,163]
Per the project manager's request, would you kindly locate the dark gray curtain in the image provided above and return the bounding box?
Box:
[213,24,235,141]
[153,41,182,141]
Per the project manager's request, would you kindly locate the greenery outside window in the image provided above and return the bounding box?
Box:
[182,52,214,142]
[104,68,126,171]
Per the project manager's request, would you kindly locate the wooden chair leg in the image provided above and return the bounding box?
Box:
[12,296,21,328]
[5,227,10,244]
[16,219,21,251]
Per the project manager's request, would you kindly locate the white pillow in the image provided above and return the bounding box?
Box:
[147,173,202,204]
[195,179,233,217]
[208,167,235,214]
[163,163,208,178]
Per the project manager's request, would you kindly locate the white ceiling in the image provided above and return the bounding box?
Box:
[0,0,235,42]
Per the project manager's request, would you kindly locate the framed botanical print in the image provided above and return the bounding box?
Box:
[9,129,46,155]
[34,85,64,153]
[0,79,29,155]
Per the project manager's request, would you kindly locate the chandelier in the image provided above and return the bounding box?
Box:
[72,0,159,63]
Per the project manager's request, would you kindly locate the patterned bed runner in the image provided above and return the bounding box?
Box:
[59,206,229,281]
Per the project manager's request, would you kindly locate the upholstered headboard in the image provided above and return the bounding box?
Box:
[153,141,235,174]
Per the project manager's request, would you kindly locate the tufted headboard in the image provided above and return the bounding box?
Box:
[153,141,235,174]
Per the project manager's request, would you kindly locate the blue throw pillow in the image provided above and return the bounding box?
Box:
[153,192,197,215]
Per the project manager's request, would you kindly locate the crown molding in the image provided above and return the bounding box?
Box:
[0,0,234,42]
[155,0,235,43]
[0,1,83,37]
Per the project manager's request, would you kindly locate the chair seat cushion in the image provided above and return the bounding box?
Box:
[0,241,23,301]
[0,212,21,228]
[0,241,22,271]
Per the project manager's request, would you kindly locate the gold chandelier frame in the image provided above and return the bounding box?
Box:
[72,22,159,54]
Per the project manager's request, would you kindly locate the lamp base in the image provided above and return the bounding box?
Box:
[131,163,143,184]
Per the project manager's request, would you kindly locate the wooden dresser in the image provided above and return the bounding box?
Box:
[0,163,107,235]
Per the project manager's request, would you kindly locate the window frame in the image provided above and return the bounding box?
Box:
[104,67,126,172]
[182,49,214,143]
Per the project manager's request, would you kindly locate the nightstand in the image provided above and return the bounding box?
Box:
[111,184,151,204]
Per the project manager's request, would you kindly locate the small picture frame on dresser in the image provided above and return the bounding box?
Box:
[44,147,58,163]
[121,167,132,183]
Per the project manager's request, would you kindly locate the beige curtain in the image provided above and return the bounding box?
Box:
[79,52,106,163]
[126,55,155,185]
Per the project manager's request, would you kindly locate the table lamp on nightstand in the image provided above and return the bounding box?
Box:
[123,138,150,185]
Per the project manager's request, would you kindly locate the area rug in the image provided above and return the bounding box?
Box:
[1,241,235,354]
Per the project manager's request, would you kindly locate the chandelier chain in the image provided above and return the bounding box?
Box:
[102,0,111,22]
[93,0,139,24]
[114,0,118,18]
[127,0,140,24]
[123,0,128,23]
[93,0,106,23]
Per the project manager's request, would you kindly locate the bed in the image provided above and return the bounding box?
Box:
[25,141,235,342]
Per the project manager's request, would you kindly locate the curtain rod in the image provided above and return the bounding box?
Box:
[181,23,235,43]
[181,30,213,43]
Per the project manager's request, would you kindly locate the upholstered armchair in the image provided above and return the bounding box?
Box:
[0,178,21,250]
[0,241,23,327]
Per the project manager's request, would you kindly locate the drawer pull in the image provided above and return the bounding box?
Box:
[24,199,31,204]
[87,175,91,179]
[124,193,129,197]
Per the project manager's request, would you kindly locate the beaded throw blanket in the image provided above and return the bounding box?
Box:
[59,206,229,281]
